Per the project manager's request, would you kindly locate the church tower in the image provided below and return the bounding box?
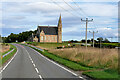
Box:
[57,14,62,43]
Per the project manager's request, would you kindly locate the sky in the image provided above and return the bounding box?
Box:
[0,0,119,41]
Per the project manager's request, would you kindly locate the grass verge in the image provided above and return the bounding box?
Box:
[0,44,17,66]
[2,47,13,55]
[83,69,120,80]
[23,44,94,71]
[23,44,120,80]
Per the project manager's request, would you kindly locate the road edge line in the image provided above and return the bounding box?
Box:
[28,45,85,80]
[0,45,18,74]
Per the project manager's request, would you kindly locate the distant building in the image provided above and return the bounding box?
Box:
[31,14,62,43]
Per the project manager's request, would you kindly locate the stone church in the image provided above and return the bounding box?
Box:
[32,15,62,43]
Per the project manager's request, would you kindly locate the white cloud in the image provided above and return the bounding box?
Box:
[1,0,120,2]
[79,3,118,17]
[1,1,118,41]
[0,23,5,28]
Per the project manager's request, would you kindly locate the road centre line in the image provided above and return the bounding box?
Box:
[28,45,85,80]
[23,46,43,80]
[33,64,36,67]
[35,68,39,73]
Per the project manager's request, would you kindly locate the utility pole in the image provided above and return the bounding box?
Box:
[89,31,98,48]
[81,18,93,48]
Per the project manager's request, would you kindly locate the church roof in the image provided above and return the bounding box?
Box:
[38,26,58,35]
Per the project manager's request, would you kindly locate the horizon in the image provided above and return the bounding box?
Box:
[0,0,119,42]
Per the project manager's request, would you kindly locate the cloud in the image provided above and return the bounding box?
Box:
[1,1,118,42]
[0,23,5,28]
[1,0,120,2]
[79,3,118,17]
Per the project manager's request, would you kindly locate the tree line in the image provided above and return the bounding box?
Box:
[69,37,110,43]
[1,30,110,43]
[1,30,37,43]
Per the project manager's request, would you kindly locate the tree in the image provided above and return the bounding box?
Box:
[3,30,35,43]
[97,37,103,42]
[87,39,91,43]
[81,39,85,43]
[91,38,93,42]
[103,38,110,43]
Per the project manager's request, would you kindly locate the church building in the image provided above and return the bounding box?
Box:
[32,15,62,43]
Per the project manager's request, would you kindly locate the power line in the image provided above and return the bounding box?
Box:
[62,0,86,18]
[50,0,82,18]
[71,0,88,18]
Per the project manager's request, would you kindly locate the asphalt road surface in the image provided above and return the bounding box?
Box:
[1,44,84,80]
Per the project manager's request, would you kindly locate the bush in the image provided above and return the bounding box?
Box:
[94,43,117,48]
[57,46,62,49]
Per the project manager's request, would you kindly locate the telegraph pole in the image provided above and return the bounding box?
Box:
[89,31,98,48]
[81,18,93,48]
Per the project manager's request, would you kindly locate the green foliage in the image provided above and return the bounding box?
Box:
[0,44,17,66]
[27,42,70,49]
[26,44,94,71]
[23,43,119,79]
[97,37,104,42]
[4,30,36,43]
[2,47,13,56]
[94,43,120,48]
[83,69,120,80]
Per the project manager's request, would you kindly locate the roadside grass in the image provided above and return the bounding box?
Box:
[83,69,120,80]
[23,44,95,71]
[102,43,120,47]
[0,43,10,53]
[2,47,13,55]
[32,46,120,79]
[0,44,17,66]
[27,42,71,49]
[24,42,119,80]
[49,47,118,70]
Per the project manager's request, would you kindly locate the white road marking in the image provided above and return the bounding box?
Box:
[23,46,43,80]
[31,61,34,64]
[29,45,85,79]
[33,64,36,67]
[0,44,18,74]
[39,75,43,80]
[79,76,86,80]
[35,68,39,73]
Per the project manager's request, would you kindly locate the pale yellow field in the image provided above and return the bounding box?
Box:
[0,43,10,53]
[48,47,118,69]
[35,43,118,70]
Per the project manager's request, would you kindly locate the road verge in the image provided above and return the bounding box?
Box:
[23,43,120,80]
[1,44,17,66]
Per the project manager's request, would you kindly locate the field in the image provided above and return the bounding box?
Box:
[0,43,17,66]
[26,42,119,79]
[49,47,118,69]
[0,43,10,53]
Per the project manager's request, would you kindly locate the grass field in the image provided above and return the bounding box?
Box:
[0,43,17,66]
[27,42,71,49]
[26,42,119,79]
[0,43,10,53]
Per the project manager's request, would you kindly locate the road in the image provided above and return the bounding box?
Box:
[1,44,84,80]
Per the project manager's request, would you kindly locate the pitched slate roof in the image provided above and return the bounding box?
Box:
[38,26,58,35]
